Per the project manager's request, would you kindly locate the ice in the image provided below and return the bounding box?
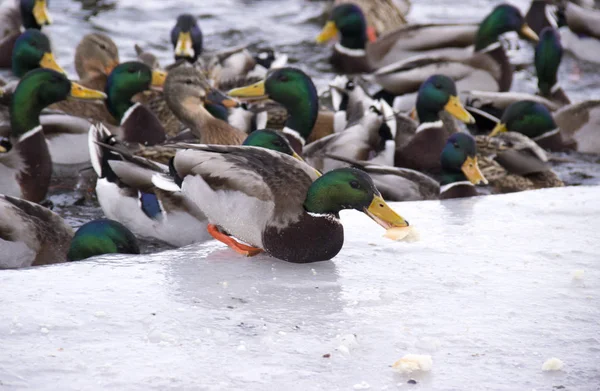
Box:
[1,187,599,390]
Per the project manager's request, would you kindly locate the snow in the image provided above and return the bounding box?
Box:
[542,358,565,372]
[1,187,599,390]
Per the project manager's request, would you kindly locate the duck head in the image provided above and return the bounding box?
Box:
[489,100,557,139]
[67,219,140,261]
[75,33,120,81]
[441,133,487,186]
[12,29,65,78]
[171,14,203,63]
[475,4,538,51]
[243,129,303,161]
[316,4,368,50]
[416,75,475,125]
[304,167,408,228]
[20,0,52,29]
[105,62,166,122]
[535,27,562,96]
[227,67,319,150]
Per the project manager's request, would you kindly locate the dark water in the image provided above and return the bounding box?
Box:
[2,0,600,240]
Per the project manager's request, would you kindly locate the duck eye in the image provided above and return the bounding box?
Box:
[99,44,107,50]
[184,79,193,85]
[273,140,284,147]
[127,67,137,74]
[434,83,442,89]
[278,74,289,82]
[349,180,361,189]
[453,142,460,149]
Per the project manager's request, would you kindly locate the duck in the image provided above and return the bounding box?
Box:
[302,101,396,173]
[162,65,246,144]
[0,194,139,269]
[0,68,106,203]
[0,0,52,69]
[228,67,340,153]
[151,144,409,263]
[535,27,571,106]
[331,0,410,39]
[393,74,475,174]
[10,29,65,77]
[135,43,161,70]
[88,123,211,247]
[316,3,479,74]
[439,133,488,199]
[476,130,564,193]
[171,13,203,64]
[320,153,440,201]
[525,0,600,63]
[318,4,539,95]
[489,100,583,152]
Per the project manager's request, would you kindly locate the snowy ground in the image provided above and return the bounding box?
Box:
[1,187,599,390]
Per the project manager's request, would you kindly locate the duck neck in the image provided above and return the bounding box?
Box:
[283,94,319,144]
[106,85,137,123]
[439,170,468,186]
[10,92,43,139]
[340,32,367,50]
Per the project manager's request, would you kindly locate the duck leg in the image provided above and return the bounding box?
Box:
[207,224,263,257]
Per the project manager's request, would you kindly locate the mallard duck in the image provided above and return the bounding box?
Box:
[439,133,488,199]
[318,4,538,95]
[163,65,246,144]
[322,153,440,201]
[526,0,600,63]
[10,29,64,77]
[135,43,160,70]
[316,3,478,74]
[0,0,52,69]
[0,69,106,203]
[0,194,139,269]
[535,27,571,106]
[74,33,120,91]
[393,75,475,174]
[171,13,203,63]
[332,0,409,39]
[152,144,409,262]
[476,131,564,193]
[489,100,578,152]
[88,123,211,247]
[303,101,395,172]
[228,67,340,153]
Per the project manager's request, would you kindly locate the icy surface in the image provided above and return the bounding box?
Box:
[1,187,599,390]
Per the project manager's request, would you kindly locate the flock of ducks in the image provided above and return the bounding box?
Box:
[1,0,599,268]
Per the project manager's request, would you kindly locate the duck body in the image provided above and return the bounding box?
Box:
[89,123,210,247]
[155,144,408,263]
[0,194,73,269]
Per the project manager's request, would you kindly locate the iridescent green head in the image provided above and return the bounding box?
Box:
[20,0,52,30]
[316,4,368,50]
[228,67,319,143]
[440,133,487,185]
[105,61,167,122]
[535,27,562,96]
[303,167,408,228]
[12,29,65,78]
[416,75,475,124]
[10,69,106,138]
[490,100,556,138]
[475,4,539,51]
[243,129,296,156]
[67,219,140,261]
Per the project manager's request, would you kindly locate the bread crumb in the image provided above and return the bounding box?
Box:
[542,357,564,371]
[571,269,584,280]
[384,226,419,242]
[392,354,433,373]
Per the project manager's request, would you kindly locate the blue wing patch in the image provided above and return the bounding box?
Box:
[138,192,163,221]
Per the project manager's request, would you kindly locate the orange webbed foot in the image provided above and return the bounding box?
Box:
[207,224,263,257]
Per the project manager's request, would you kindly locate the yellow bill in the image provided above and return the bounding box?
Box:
[69,82,107,101]
[33,0,52,26]
[0,145,6,153]
[151,69,167,91]
[39,52,65,74]
[489,122,508,137]
[520,24,539,42]
[461,156,488,185]
[175,31,194,59]
[364,194,409,229]
[444,95,475,124]
[227,80,267,99]
[316,21,339,44]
